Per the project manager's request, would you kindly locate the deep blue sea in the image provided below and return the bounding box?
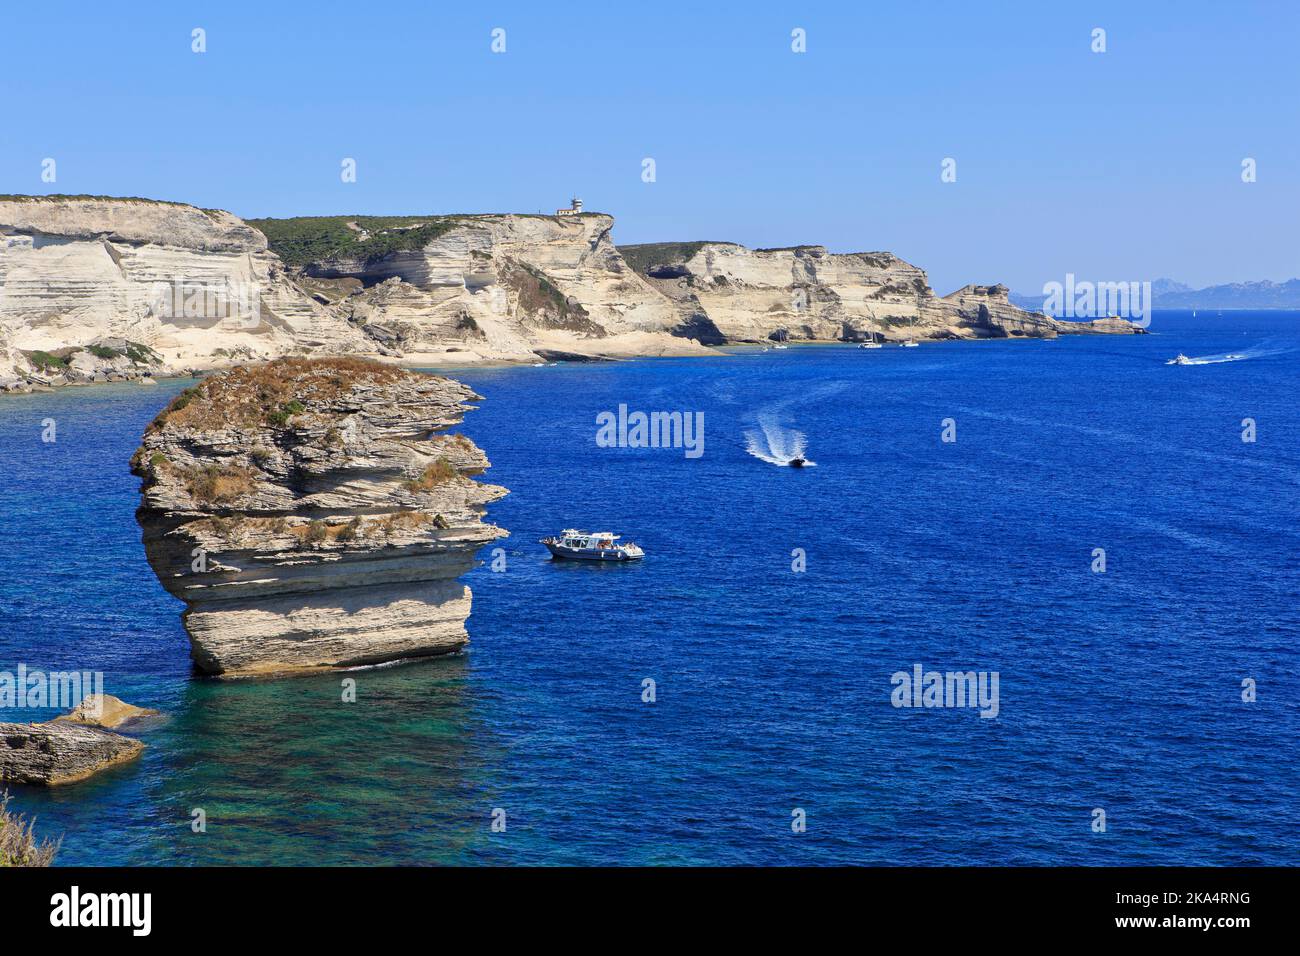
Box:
[1,312,1296,865]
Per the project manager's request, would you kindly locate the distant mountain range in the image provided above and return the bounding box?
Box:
[1011,278,1300,312]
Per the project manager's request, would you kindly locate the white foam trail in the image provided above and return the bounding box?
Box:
[744,412,811,466]
[1172,343,1294,365]
[739,381,846,467]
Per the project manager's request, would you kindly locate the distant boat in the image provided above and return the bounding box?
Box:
[1167,353,1193,365]
[788,457,806,468]
[900,313,919,346]
[860,307,885,348]
[541,529,644,562]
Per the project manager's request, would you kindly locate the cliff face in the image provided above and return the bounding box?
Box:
[0,197,371,388]
[258,213,697,363]
[624,242,1144,342]
[131,357,506,678]
[0,195,1143,392]
[0,200,705,390]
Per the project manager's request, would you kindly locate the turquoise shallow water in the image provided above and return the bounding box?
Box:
[1,311,1297,865]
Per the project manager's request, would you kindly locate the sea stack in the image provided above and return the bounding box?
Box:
[131,357,507,677]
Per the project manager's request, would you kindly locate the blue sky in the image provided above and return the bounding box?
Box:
[1,0,1296,293]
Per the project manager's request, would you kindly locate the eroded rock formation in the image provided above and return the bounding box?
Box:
[0,196,372,390]
[623,242,1144,343]
[54,694,160,730]
[268,212,704,364]
[0,720,144,786]
[131,357,506,677]
[0,195,1143,391]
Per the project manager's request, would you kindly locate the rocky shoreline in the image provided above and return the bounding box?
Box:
[0,695,156,786]
[0,195,1144,394]
[131,357,506,677]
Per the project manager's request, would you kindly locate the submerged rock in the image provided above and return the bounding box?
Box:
[131,357,508,678]
[0,721,145,786]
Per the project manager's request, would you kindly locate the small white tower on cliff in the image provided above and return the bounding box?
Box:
[555,197,583,216]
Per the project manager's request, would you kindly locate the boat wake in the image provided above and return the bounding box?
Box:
[740,381,846,467]
[744,412,813,467]
[1169,343,1293,365]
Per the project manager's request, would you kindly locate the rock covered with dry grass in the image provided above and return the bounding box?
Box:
[132,357,507,677]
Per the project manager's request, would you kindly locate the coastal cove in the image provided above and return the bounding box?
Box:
[0,312,1296,865]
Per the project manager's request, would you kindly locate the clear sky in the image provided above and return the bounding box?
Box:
[2,0,1296,294]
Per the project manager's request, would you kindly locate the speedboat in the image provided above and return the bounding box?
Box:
[859,340,883,349]
[1167,353,1193,365]
[901,340,919,348]
[541,529,644,562]
[788,457,806,468]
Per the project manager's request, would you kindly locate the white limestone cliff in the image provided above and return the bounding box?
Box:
[0,196,1142,392]
[0,196,371,389]
[623,242,1144,343]
[299,213,703,364]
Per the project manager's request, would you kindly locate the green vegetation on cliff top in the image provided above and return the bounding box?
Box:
[250,212,607,268]
[619,241,739,274]
[0,194,226,218]
[247,215,473,268]
[0,193,201,206]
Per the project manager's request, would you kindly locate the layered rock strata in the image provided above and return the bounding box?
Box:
[0,720,144,786]
[131,357,507,677]
[0,195,1143,392]
[0,196,372,389]
[622,242,1144,343]
[271,212,699,364]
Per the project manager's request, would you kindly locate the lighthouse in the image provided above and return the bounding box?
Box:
[555,197,584,216]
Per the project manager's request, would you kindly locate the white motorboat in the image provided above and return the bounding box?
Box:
[541,529,644,562]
